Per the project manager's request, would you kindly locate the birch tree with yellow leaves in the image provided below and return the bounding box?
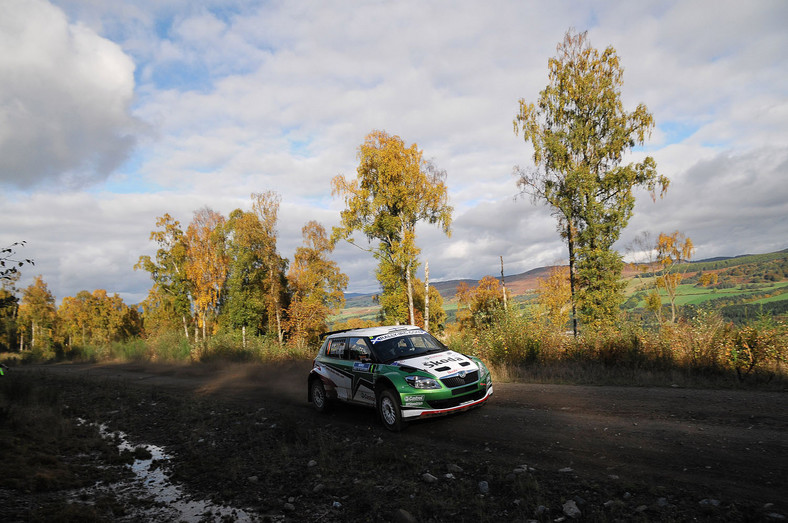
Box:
[251,191,288,343]
[652,231,695,324]
[17,275,56,353]
[286,221,348,345]
[536,266,572,330]
[135,214,192,338]
[185,207,228,341]
[514,30,669,333]
[332,130,452,325]
[58,289,141,348]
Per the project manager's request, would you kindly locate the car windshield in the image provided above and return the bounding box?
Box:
[371,334,446,363]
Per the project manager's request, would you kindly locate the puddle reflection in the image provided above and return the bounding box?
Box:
[79,419,257,522]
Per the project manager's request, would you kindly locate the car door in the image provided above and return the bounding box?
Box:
[346,337,376,406]
[324,337,353,401]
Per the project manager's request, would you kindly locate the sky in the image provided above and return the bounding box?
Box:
[1,0,787,306]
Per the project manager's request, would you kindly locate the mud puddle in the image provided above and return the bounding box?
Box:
[76,419,259,522]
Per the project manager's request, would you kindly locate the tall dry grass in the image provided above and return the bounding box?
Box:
[446,309,787,387]
[4,310,786,388]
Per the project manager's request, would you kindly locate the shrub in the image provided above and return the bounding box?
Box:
[727,317,787,380]
[145,331,191,362]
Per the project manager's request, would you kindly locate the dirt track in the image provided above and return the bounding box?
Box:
[23,361,788,518]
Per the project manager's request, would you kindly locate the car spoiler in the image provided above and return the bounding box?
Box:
[319,328,355,339]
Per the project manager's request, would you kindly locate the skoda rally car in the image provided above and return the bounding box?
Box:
[307,325,493,431]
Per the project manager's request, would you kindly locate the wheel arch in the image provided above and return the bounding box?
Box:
[307,372,319,403]
[308,371,337,403]
[374,375,398,397]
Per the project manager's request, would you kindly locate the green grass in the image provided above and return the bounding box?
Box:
[630,282,788,308]
[329,306,381,325]
[752,292,788,304]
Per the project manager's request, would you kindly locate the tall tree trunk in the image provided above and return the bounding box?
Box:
[567,225,578,338]
[275,296,283,343]
[242,325,247,349]
[500,256,508,311]
[182,315,189,340]
[424,261,430,332]
[405,260,415,325]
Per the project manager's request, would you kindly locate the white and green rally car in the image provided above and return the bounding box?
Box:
[307,325,493,431]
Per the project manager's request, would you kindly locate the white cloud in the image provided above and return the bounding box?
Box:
[0,0,786,305]
[0,0,141,188]
[621,146,788,258]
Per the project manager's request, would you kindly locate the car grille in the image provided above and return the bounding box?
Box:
[440,370,479,389]
[427,389,486,410]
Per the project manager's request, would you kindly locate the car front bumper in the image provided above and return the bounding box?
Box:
[400,384,493,420]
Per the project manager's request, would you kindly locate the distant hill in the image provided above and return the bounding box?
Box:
[344,265,558,305]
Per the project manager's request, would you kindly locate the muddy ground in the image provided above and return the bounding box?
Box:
[4,361,787,522]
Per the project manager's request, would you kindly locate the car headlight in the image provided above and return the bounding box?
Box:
[476,361,491,384]
[405,375,441,389]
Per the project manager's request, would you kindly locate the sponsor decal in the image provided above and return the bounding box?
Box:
[353,362,371,372]
[370,329,426,344]
[404,395,425,404]
[423,354,466,369]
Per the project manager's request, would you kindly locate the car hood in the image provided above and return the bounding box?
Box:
[391,350,477,378]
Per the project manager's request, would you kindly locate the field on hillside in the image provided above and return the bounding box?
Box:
[626,281,788,307]
[332,249,788,327]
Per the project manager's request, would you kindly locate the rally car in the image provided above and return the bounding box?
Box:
[307,325,493,431]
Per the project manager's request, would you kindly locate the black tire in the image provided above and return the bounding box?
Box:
[377,389,405,432]
[310,379,330,413]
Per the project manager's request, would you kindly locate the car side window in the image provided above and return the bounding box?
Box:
[347,337,371,361]
[327,338,347,359]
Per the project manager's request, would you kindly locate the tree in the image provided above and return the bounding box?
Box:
[332,130,452,325]
[185,207,228,341]
[514,30,669,333]
[456,276,507,330]
[536,266,572,329]
[135,214,192,338]
[58,290,93,348]
[374,257,410,324]
[286,221,348,345]
[653,231,694,324]
[221,208,270,346]
[1,242,34,282]
[0,275,20,352]
[17,275,56,353]
[58,290,142,349]
[251,191,288,343]
[410,275,446,333]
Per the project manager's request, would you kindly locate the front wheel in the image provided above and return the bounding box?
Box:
[310,379,330,413]
[377,389,405,432]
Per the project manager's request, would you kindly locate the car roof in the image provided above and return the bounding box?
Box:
[323,325,424,339]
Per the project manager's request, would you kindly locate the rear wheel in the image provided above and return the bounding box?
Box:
[378,389,405,432]
[310,379,329,412]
